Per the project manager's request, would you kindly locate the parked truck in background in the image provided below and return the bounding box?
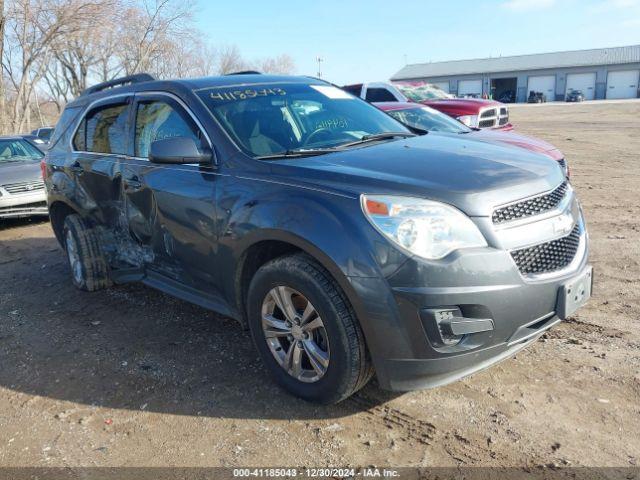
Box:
[342,82,512,130]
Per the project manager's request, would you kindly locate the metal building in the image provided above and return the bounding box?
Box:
[391,45,640,102]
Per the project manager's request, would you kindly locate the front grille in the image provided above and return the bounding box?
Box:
[498,107,509,125]
[511,225,581,275]
[558,158,568,173]
[2,180,45,195]
[478,106,508,128]
[492,181,569,224]
[480,108,497,119]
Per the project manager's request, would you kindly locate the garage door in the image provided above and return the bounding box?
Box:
[431,82,450,93]
[457,79,482,97]
[566,72,596,100]
[527,75,556,101]
[606,70,639,99]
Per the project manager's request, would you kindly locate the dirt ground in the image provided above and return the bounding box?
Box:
[1,101,639,470]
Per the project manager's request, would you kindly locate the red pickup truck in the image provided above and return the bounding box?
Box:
[342,82,512,130]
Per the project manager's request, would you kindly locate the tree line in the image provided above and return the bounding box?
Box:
[0,0,296,134]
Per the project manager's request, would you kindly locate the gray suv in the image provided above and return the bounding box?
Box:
[43,73,592,403]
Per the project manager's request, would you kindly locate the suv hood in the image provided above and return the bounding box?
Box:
[270,134,564,217]
[0,159,42,185]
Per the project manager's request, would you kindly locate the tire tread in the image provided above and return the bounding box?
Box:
[64,215,112,291]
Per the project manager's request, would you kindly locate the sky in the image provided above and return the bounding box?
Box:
[194,0,640,85]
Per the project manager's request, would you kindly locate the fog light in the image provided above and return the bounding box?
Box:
[433,308,465,346]
[420,307,495,350]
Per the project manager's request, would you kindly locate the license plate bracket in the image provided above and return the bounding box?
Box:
[557,266,593,319]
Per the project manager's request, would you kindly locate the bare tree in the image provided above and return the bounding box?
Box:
[216,44,249,74]
[1,0,297,132]
[3,0,109,131]
[42,0,118,109]
[258,54,295,75]
[115,0,194,76]
[0,0,6,133]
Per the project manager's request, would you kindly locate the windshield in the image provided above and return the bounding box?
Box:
[0,139,44,163]
[195,83,409,157]
[386,106,471,134]
[397,84,452,101]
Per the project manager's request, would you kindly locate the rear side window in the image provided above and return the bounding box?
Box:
[49,106,82,147]
[134,100,202,158]
[365,88,397,102]
[73,103,129,154]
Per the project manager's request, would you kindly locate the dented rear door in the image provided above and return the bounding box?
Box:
[68,95,132,237]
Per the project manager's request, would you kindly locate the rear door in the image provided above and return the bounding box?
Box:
[124,92,221,291]
[69,95,132,231]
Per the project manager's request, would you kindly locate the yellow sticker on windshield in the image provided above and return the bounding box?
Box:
[208,88,287,102]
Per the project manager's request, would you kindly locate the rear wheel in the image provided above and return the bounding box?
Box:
[247,253,373,403]
[63,214,112,291]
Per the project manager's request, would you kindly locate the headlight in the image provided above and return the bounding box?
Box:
[361,195,487,260]
[457,115,478,127]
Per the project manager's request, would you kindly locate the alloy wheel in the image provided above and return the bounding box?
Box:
[261,286,330,383]
[65,230,83,284]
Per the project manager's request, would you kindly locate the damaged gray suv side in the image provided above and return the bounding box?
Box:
[44,74,592,403]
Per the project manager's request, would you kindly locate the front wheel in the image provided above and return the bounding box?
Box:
[247,253,373,403]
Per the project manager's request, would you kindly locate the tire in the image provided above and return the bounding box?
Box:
[247,253,374,404]
[63,214,112,291]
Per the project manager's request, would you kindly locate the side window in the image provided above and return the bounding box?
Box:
[134,100,202,158]
[73,103,129,154]
[365,88,397,103]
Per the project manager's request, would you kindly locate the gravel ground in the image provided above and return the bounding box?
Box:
[0,101,639,469]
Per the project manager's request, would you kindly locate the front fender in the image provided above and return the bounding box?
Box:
[217,180,408,284]
[214,180,411,371]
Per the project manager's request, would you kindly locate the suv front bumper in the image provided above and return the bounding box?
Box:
[348,241,591,391]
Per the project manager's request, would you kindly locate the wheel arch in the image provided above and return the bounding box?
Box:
[234,231,369,333]
[49,200,81,246]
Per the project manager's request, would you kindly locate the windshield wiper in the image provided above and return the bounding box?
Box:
[255,148,338,160]
[337,132,416,149]
[255,132,416,159]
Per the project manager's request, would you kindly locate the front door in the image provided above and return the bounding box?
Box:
[123,93,221,292]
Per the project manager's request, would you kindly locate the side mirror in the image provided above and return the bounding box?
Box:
[149,136,213,165]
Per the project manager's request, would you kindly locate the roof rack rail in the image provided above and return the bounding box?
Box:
[224,70,262,75]
[81,73,155,96]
